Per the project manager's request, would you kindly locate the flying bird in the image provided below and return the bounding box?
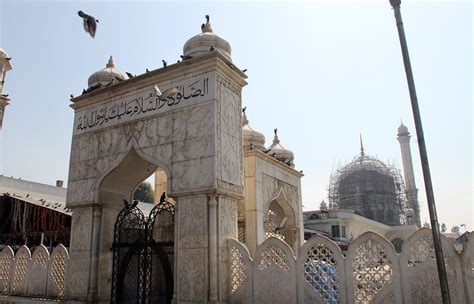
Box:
[162,60,167,68]
[154,85,178,101]
[78,10,99,38]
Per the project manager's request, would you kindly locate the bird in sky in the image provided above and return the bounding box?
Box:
[78,10,99,38]
[154,85,178,101]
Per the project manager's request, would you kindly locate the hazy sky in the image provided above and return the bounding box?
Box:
[0,0,471,231]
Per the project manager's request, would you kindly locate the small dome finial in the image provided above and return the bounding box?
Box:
[106,56,114,68]
[201,14,213,33]
[273,128,280,144]
[360,133,365,156]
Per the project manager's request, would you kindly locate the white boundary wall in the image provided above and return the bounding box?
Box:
[228,228,473,304]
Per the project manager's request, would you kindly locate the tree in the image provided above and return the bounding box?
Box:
[133,181,154,204]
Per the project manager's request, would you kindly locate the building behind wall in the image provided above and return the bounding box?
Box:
[0,176,71,249]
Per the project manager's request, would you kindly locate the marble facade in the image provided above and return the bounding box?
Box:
[66,51,246,303]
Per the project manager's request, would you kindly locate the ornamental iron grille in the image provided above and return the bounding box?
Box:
[111,200,175,304]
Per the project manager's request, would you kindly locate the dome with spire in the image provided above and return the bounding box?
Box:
[88,56,126,88]
[328,137,407,226]
[267,128,294,167]
[242,107,265,151]
[398,122,409,135]
[183,15,232,62]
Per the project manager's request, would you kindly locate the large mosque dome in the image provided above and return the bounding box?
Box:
[328,143,406,226]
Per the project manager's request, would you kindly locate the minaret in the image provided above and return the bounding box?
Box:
[0,49,12,175]
[0,49,12,129]
[397,122,421,226]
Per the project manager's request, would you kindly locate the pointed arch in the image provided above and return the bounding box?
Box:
[264,188,298,252]
[346,231,402,304]
[97,146,171,207]
[47,244,69,298]
[28,244,50,296]
[10,245,31,295]
[0,246,14,294]
[297,234,347,303]
[253,237,297,304]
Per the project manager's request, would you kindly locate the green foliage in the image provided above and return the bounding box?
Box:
[133,181,154,204]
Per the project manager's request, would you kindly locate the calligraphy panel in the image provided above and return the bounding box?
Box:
[73,72,215,136]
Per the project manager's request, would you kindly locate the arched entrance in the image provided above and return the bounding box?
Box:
[111,199,175,304]
[264,191,298,252]
[65,49,245,302]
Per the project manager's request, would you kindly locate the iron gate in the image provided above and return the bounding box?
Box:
[111,200,175,304]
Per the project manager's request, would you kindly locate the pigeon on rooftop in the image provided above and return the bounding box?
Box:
[126,72,135,78]
[78,10,99,38]
[162,60,167,68]
[180,55,193,60]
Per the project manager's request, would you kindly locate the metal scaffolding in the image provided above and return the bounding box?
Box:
[328,153,409,226]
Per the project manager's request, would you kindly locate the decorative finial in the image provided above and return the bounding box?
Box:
[201,14,213,33]
[106,56,114,68]
[273,128,280,144]
[360,133,365,156]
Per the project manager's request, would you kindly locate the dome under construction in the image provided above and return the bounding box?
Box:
[328,140,408,226]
